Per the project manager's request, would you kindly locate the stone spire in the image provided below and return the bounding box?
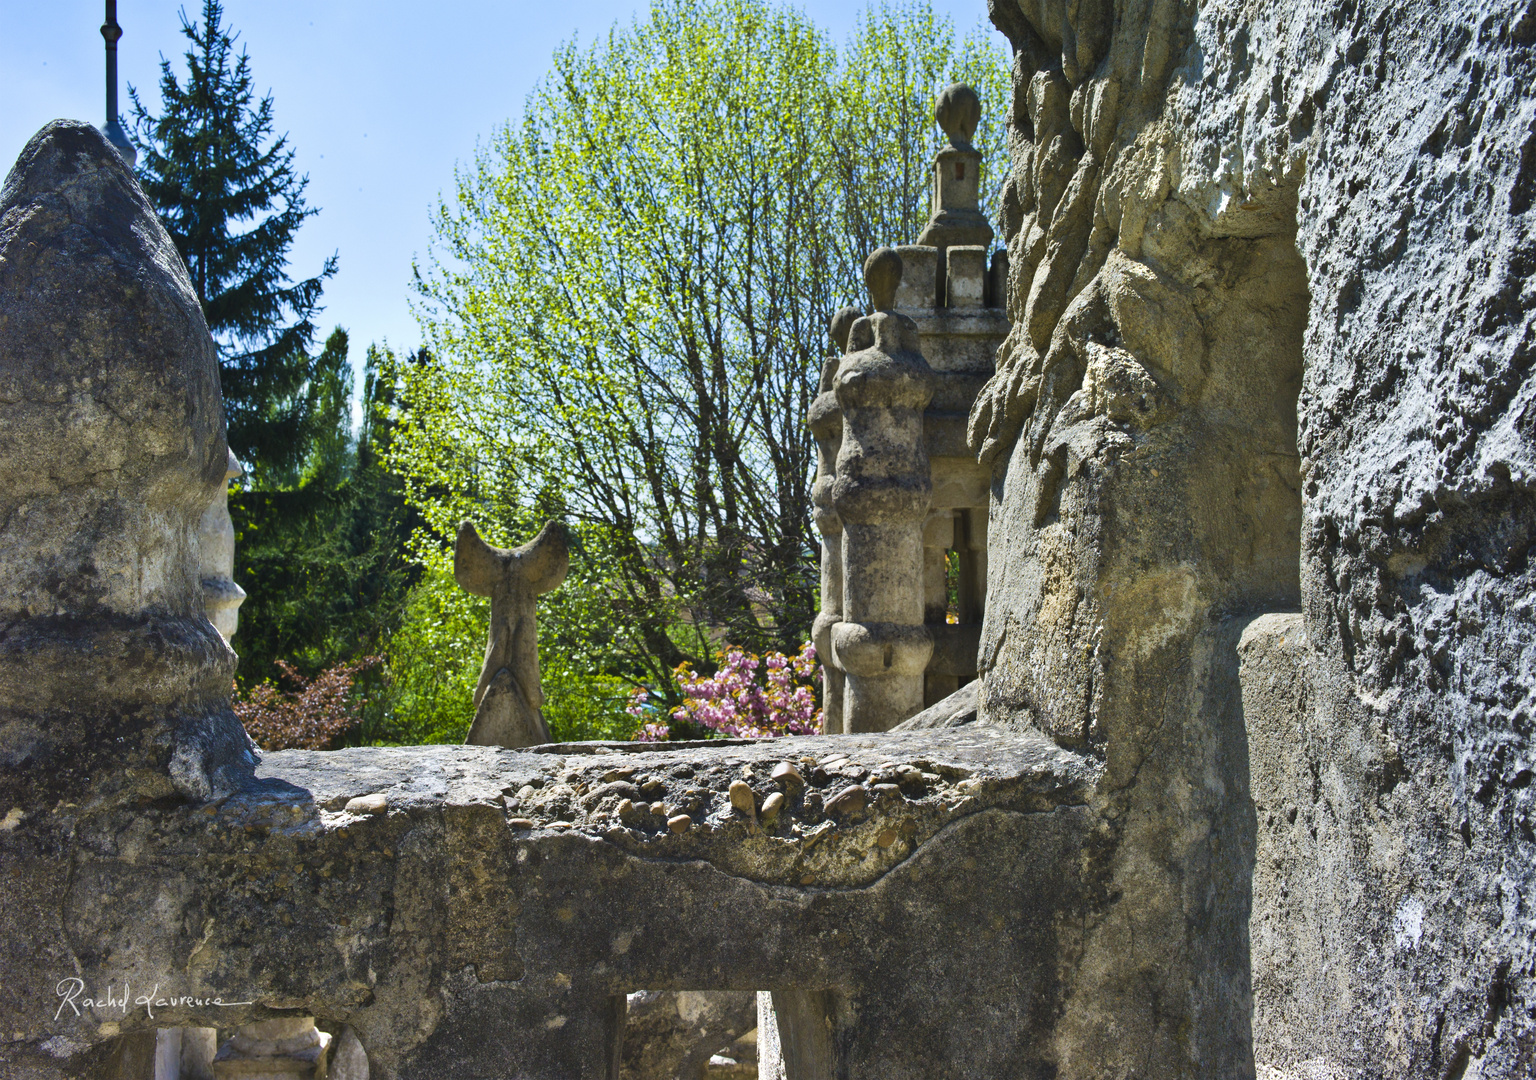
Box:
[99,1,137,167]
[829,248,936,729]
[915,83,991,251]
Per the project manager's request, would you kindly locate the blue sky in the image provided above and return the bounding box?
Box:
[3,0,1005,369]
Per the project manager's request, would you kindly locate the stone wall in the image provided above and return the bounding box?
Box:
[977,0,1536,1072]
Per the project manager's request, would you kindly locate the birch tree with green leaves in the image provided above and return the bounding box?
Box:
[392,0,1008,729]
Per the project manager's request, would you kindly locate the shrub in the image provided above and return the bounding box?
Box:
[234,656,382,751]
[634,642,821,740]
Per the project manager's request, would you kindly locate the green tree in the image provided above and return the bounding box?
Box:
[130,0,336,472]
[230,334,420,696]
[400,0,1007,727]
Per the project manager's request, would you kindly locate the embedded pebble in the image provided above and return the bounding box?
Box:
[729,780,757,815]
[761,791,785,823]
[877,829,898,848]
[583,781,642,808]
[649,802,668,817]
[508,818,535,830]
[668,814,693,834]
[772,762,804,788]
[825,786,869,818]
[344,794,388,815]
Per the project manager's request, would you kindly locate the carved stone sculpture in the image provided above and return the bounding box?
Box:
[809,306,860,733]
[0,119,253,808]
[199,449,247,642]
[455,519,569,747]
[813,85,1006,727]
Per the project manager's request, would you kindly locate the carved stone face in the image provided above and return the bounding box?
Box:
[199,449,247,641]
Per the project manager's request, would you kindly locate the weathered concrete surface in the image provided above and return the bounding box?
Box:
[0,730,1097,1079]
[978,0,1536,1073]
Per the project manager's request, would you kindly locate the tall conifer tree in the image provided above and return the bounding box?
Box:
[129,0,336,472]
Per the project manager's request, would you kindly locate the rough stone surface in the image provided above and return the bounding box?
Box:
[1,730,1097,1079]
[618,991,754,1080]
[975,0,1536,1072]
[199,451,247,643]
[0,120,253,810]
[892,681,980,729]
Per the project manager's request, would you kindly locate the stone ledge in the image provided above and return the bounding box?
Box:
[250,727,1096,890]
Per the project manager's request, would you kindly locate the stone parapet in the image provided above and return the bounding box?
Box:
[0,729,1098,1079]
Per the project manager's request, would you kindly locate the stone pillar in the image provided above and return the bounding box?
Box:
[892,83,1005,708]
[809,307,860,735]
[830,248,935,730]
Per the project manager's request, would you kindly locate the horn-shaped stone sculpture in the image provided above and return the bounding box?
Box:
[455,519,570,747]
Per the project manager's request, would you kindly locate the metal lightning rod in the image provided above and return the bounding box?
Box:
[100,1,137,166]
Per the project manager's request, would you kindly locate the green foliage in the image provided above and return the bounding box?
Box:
[399,0,1009,720]
[364,557,485,745]
[230,335,419,694]
[129,0,336,472]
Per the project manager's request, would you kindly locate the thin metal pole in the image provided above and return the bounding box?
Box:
[100,1,136,165]
[102,1,120,121]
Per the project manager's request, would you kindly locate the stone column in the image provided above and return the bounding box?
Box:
[809,307,860,735]
[830,248,935,730]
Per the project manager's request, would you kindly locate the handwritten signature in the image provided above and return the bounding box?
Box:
[54,978,254,1022]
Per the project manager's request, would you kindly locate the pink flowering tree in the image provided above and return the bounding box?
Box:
[629,642,821,740]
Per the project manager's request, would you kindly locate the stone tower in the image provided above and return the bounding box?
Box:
[816,84,1009,731]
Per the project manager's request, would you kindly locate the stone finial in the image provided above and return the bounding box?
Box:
[865,247,903,313]
[830,306,861,354]
[916,87,993,251]
[935,83,981,150]
[456,519,570,748]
